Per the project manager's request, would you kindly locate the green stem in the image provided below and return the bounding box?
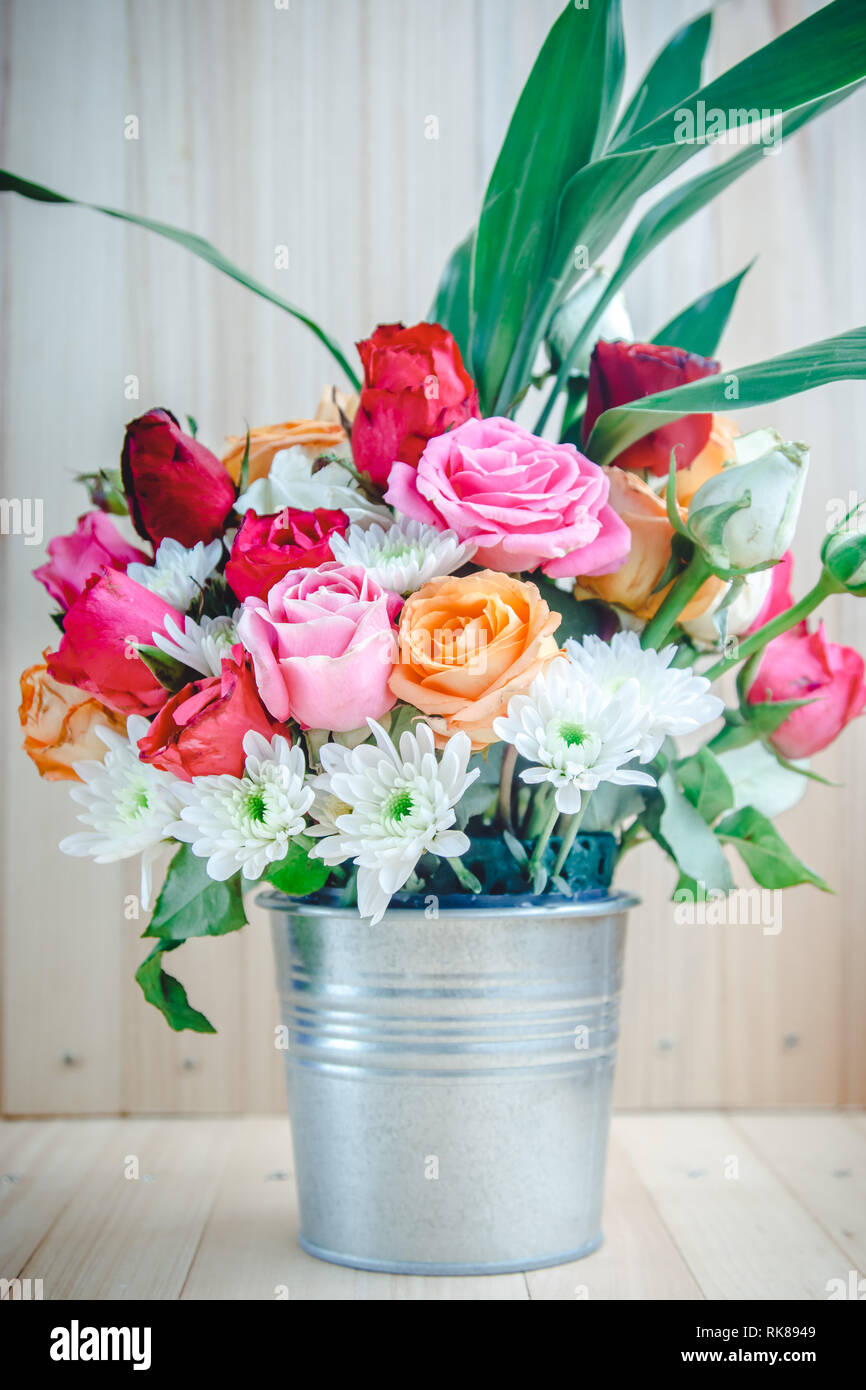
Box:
[640,552,713,650]
[498,744,518,832]
[551,797,591,880]
[528,801,560,878]
[702,570,843,682]
[447,857,483,895]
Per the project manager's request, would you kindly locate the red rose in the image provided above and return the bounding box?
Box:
[121,408,236,548]
[747,622,866,759]
[352,321,481,487]
[225,507,349,602]
[47,570,182,717]
[583,341,720,475]
[136,653,287,780]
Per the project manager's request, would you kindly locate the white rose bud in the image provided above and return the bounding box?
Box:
[547,266,633,377]
[687,429,809,573]
[680,568,773,647]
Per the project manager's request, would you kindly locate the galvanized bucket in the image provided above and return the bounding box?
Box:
[264,890,636,1275]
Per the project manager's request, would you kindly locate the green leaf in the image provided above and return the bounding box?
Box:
[611,10,712,148]
[716,805,831,891]
[185,414,198,439]
[76,467,128,515]
[263,836,330,896]
[143,843,247,941]
[652,261,754,357]
[237,425,251,496]
[587,327,866,466]
[430,229,473,365]
[644,771,735,892]
[0,169,360,390]
[471,0,625,412]
[135,645,194,694]
[715,743,808,819]
[135,942,216,1034]
[535,576,613,645]
[676,747,735,824]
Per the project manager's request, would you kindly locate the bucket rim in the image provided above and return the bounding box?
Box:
[256,887,640,920]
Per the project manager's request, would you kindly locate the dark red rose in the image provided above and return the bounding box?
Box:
[583,341,720,475]
[121,408,236,548]
[225,507,349,602]
[47,570,182,717]
[352,321,481,487]
[136,653,287,780]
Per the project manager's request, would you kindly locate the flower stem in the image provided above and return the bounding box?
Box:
[528,801,560,879]
[447,857,483,895]
[498,744,518,832]
[702,570,842,683]
[551,796,591,880]
[640,552,714,651]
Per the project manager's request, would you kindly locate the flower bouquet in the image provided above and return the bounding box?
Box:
[10,0,866,1271]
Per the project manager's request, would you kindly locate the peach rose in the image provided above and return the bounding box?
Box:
[223,418,349,487]
[674,416,739,507]
[575,467,724,621]
[19,653,126,781]
[388,571,560,749]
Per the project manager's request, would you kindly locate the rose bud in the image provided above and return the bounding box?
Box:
[821,515,866,596]
[121,408,236,548]
[136,653,286,780]
[47,570,183,716]
[583,340,720,474]
[225,507,349,603]
[687,430,809,573]
[747,622,866,759]
[352,322,481,487]
[34,511,150,611]
[547,268,633,378]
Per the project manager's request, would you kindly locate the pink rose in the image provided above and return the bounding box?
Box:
[47,570,183,716]
[385,416,630,577]
[137,654,286,780]
[745,551,805,637]
[237,562,402,731]
[747,621,866,758]
[34,512,150,610]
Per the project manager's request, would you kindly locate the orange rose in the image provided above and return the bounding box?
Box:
[223,418,349,487]
[674,415,739,507]
[19,653,126,781]
[388,571,561,749]
[575,468,724,621]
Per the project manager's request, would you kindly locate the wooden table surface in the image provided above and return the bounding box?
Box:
[1,1113,864,1301]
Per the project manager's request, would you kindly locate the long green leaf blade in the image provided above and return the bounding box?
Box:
[0,169,361,389]
[610,9,712,149]
[651,261,754,357]
[585,327,866,465]
[430,228,473,365]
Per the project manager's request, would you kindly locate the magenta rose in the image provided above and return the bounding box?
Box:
[121,408,237,549]
[225,507,349,602]
[237,562,402,731]
[747,621,866,759]
[137,654,286,781]
[385,416,630,577]
[34,511,151,610]
[47,570,182,716]
[744,551,805,637]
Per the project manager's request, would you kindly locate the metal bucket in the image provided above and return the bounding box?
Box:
[264,890,636,1275]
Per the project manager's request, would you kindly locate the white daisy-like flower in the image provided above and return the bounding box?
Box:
[564,630,724,761]
[127,537,223,611]
[59,715,180,909]
[330,517,475,594]
[308,719,480,924]
[151,610,241,677]
[236,445,391,528]
[170,732,314,882]
[493,660,656,815]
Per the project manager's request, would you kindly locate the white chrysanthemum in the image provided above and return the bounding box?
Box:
[564,630,724,761]
[152,611,241,677]
[59,715,180,909]
[127,538,223,611]
[170,733,314,882]
[330,517,475,594]
[236,445,391,528]
[493,660,656,815]
[308,719,480,924]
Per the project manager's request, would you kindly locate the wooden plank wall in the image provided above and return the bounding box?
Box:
[1,0,864,1115]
